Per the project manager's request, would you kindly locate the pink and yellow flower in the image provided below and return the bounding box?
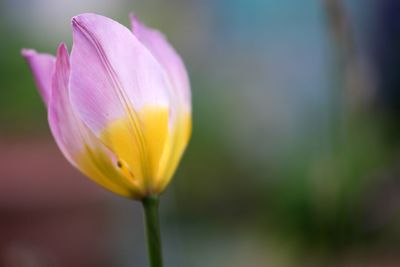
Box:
[22,13,191,199]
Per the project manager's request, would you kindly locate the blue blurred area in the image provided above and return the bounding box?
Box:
[1,0,400,266]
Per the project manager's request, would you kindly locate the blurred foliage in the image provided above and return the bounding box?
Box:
[0,26,49,134]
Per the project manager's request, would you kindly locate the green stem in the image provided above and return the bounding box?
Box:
[142,196,163,267]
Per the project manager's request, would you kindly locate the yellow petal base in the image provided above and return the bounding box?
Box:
[75,105,191,199]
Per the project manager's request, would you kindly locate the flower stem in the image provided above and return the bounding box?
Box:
[142,195,163,267]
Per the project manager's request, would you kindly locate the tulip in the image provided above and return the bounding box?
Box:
[22,13,191,267]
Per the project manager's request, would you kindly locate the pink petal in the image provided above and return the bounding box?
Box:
[130,14,191,111]
[69,13,171,135]
[48,43,139,198]
[21,49,55,106]
[130,15,192,192]
[48,43,80,164]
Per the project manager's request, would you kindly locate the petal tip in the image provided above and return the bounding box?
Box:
[71,16,78,25]
[71,13,118,36]
[129,13,145,35]
[129,13,138,25]
[57,42,68,53]
[71,13,107,26]
[71,13,93,27]
[56,43,69,66]
[71,14,83,27]
[21,48,37,58]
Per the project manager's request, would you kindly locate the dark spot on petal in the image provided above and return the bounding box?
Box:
[117,160,123,168]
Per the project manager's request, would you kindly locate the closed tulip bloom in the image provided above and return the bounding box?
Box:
[22,13,191,200]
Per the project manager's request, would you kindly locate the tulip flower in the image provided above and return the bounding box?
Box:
[22,13,191,267]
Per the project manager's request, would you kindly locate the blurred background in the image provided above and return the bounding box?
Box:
[1,0,400,266]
